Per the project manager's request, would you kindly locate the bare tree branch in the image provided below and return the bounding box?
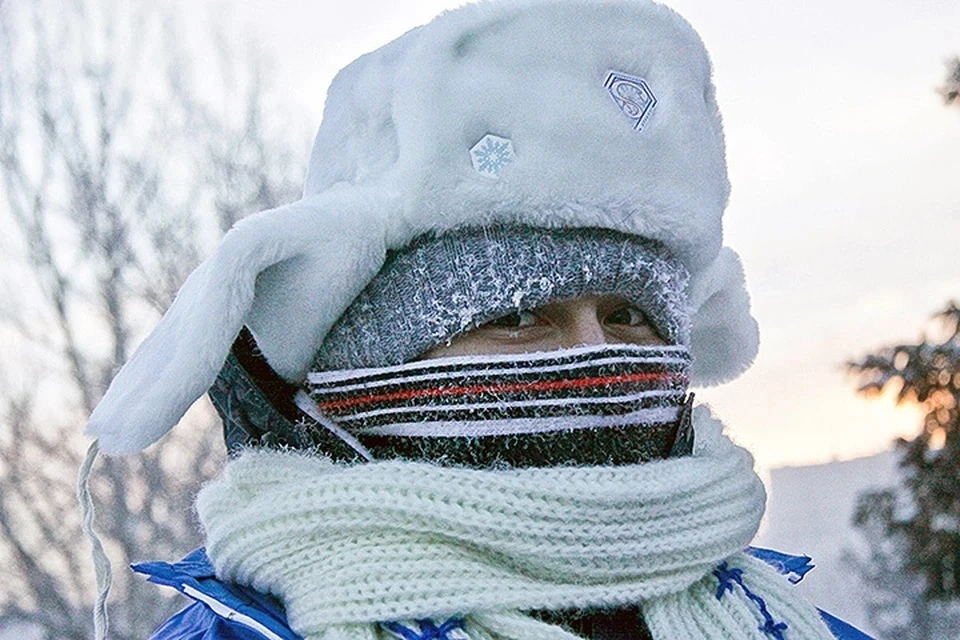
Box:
[0,0,307,636]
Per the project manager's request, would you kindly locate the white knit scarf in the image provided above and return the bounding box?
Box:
[197,408,834,640]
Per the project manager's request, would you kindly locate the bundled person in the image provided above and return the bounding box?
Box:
[81,1,872,638]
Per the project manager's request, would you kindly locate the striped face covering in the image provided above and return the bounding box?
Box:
[305,344,693,468]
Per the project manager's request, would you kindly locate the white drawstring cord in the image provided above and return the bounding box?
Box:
[294,390,375,461]
[76,393,366,640]
[77,440,113,640]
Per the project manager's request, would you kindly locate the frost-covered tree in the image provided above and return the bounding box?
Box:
[0,0,306,637]
[847,302,960,639]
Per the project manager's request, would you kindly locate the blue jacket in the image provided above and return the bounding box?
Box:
[134,548,873,640]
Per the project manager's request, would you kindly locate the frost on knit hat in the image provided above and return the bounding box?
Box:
[314,225,690,371]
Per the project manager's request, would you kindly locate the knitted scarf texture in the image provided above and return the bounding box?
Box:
[197,408,834,640]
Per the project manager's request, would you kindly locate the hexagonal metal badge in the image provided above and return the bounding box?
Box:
[470,134,515,178]
[605,71,657,131]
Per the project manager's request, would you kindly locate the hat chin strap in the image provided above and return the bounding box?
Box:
[293,390,375,461]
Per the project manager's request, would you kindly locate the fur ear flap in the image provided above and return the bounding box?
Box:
[85,195,388,455]
[688,248,759,386]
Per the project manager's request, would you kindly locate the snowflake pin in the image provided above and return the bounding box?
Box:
[604,71,657,131]
[470,134,515,178]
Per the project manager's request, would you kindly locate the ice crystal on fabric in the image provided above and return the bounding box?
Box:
[314,226,690,372]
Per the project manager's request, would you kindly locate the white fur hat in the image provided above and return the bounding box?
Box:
[86,0,758,455]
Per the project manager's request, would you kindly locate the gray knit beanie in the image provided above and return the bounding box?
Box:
[314,225,690,372]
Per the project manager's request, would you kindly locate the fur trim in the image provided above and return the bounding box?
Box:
[86,0,759,455]
[87,194,389,454]
[689,249,759,385]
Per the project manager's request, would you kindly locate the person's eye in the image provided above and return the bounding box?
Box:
[487,310,540,328]
[605,305,650,327]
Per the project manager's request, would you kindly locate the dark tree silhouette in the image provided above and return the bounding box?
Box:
[847,303,960,639]
[940,57,960,107]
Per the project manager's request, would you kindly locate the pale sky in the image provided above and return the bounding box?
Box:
[198,0,960,471]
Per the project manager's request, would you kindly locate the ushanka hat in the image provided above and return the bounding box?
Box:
[86,0,759,455]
